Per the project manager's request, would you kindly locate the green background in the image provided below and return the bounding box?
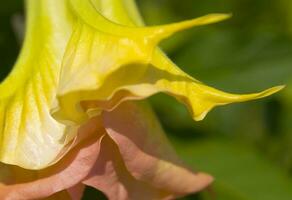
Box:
[1,0,292,199]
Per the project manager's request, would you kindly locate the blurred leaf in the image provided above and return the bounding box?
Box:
[171,138,292,200]
[174,29,292,92]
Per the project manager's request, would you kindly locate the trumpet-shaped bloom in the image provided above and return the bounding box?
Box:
[0,0,283,199]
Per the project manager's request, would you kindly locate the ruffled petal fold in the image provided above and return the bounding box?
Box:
[84,135,172,200]
[91,102,213,199]
[53,0,283,124]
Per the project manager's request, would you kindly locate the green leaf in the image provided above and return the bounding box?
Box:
[172,138,292,200]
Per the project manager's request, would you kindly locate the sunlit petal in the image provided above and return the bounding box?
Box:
[53,0,283,124]
[0,0,75,169]
[0,130,102,200]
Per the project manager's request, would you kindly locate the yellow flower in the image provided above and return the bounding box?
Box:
[0,0,283,199]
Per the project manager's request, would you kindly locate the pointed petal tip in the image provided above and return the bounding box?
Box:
[147,13,232,43]
[196,172,214,185]
[256,85,285,98]
[190,85,284,122]
[271,85,286,92]
[187,172,214,194]
[198,13,232,24]
[193,111,208,122]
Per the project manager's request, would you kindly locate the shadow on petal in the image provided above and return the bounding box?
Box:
[102,101,213,199]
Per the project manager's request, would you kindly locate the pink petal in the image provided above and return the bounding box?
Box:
[0,117,103,200]
[102,101,213,198]
[84,135,172,200]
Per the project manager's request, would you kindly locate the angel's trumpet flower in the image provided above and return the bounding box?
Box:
[0,0,283,199]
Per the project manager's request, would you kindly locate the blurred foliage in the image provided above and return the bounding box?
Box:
[1,0,292,199]
[172,138,292,200]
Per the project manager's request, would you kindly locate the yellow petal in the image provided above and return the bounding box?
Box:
[53,0,283,124]
[0,0,74,169]
[0,0,151,169]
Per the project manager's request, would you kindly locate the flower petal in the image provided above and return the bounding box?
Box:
[0,0,76,169]
[102,102,213,198]
[53,0,283,124]
[84,135,172,200]
[0,127,102,200]
[93,51,284,121]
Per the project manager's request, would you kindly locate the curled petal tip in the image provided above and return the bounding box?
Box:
[193,112,208,122]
